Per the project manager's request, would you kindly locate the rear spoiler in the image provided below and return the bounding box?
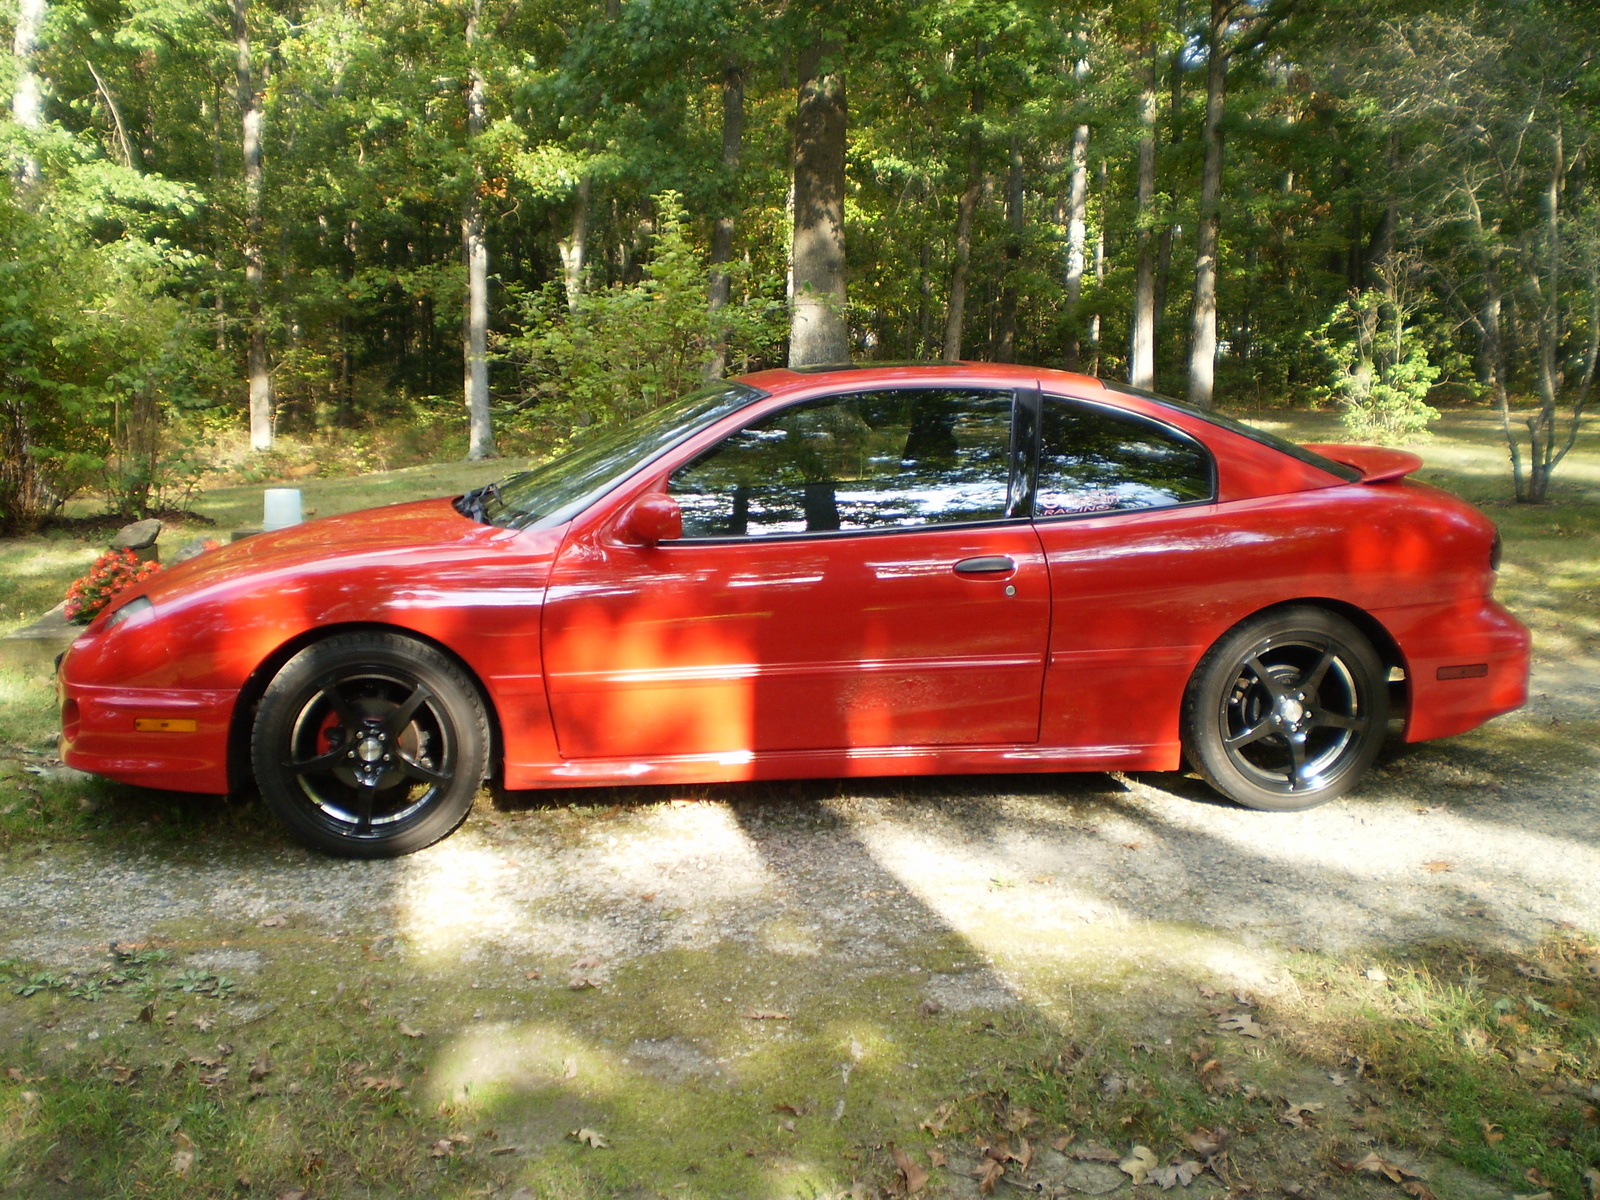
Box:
[1302,443,1423,483]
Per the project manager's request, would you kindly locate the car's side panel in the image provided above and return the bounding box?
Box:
[541,505,1053,759]
[59,512,566,794]
[1032,478,1514,764]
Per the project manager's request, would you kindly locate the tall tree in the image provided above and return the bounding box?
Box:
[10,0,46,185]
[789,34,848,367]
[233,0,272,451]
[1186,0,1230,407]
[706,53,745,378]
[1129,37,1159,388]
[461,0,495,460]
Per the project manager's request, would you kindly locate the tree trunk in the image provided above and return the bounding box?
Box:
[1153,42,1185,341]
[993,137,1025,362]
[1186,0,1229,409]
[706,55,745,378]
[558,174,590,313]
[788,37,848,368]
[10,0,45,186]
[943,86,985,362]
[234,0,273,452]
[462,0,495,460]
[1130,51,1159,389]
[1091,158,1106,375]
[1063,124,1089,370]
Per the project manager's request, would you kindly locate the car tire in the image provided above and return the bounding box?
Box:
[251,632,489,858]
[1181,606,1388,812]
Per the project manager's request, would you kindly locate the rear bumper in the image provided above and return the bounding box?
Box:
[1380,596,1530,743]
[58,676,233,794]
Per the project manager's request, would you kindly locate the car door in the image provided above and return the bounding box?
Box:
[540,386,1051,760]
[1028,393,1222,755]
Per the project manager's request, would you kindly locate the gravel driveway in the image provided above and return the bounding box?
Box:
[3,659,1594,1006]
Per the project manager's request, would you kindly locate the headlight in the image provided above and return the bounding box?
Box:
[103,595,154,630]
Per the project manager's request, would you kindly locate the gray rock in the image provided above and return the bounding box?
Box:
[110,518,162,551]
[171,537,214,564]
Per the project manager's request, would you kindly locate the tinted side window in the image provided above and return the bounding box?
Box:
[671,389,1015,538]
[1036,398,1212,517]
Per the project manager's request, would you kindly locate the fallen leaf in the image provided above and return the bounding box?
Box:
[1422,860,1453,872]
[743,1009,790,1020]
[171,1132,195,1178]
[1400,1183,1438,1200]
[137,1003,155,1023]
[772,1102,808,1116]
[197,1067,229,1086]
[1328,1071,1349,1086]
[562,1057,579,1080]
[1185,1128,1226,1157]
[428,1139,455,1158]
[360,1075,404,1092]
[1119,1145,1158,1185]
[258,914,287,928]
[1581,1167,1600,1199]
[569,1127,609,1149]
[395,1020,425,1038]
[192,1015,215,1032]
[249,1051,271,1082]
[1150,1160,1203,1189]
[920,1101,955,1132]
[1516,1048,1559,1071]
[929,1149,947,1169]
[1216,1012,1264,1038]
[1071,1141,1122,1163]
[1004,1106,1036,1133]
[275,1191,307,1200]
[490,1145,520,1156]
[1350,1152,1420,1183]
[1478,1118,1504,1146]
[572,957,601,970]
[523,968,542,980]
[1364,967,1389,982]
[1512,1193,1553,1200]
[977,1158,1004,1194]
[568,977,599,991]
[1014,1136,1033,1173]
[1280,1101,1325,1128]
[889,1143,929,1194]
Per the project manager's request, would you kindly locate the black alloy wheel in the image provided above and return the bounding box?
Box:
[1182,606,1388,812]
[252,632,489,857]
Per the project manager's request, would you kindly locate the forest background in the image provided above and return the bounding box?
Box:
[1,0,1596,537]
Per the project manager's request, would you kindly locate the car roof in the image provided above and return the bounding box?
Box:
[736,361,1106,396]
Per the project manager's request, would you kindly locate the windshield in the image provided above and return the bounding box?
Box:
[1101,382,1363,483]
[457,382,765,530]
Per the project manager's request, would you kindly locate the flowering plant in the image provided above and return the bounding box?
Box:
[64,549,162,625]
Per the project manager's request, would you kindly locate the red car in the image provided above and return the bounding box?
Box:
[57,364,1530,857]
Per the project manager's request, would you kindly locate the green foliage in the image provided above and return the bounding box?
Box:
[1316,282,1441,446]
[507,191,784,432]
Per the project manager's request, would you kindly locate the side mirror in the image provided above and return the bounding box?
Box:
[618,493,682,546]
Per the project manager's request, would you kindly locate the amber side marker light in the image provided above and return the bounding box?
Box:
[1436,664,1489,681]
[134,718,198,733]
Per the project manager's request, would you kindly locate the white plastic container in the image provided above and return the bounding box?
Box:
[263,488,303,532]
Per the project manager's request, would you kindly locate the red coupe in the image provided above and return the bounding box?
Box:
[57,364,1530,857]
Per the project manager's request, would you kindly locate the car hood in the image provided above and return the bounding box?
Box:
[133,497,500,606]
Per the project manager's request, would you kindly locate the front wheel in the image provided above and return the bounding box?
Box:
[1181,607,1388,812]
[251,633,489,857]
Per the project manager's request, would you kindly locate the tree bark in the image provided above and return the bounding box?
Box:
[788,37,849,368]
[10,0,45,186]
[1062,124,1089,369]
[233,0,273,451]
[1130,49,1159,389]
[1186,0,1229,409]
[942,85,985,362]
[706,55,745,378]
[462,0,495,460]
[993,137,1025,362]
[558,173,590,313]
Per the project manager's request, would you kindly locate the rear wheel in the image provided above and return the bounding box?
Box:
[1182,607,1387,812]
[251,633,488,857]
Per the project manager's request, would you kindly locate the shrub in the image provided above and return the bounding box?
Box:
[63,549,161,625]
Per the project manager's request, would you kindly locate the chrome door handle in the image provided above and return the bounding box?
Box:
[953,555,1016,576]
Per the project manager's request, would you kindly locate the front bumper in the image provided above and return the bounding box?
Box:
[58,669,234,794]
